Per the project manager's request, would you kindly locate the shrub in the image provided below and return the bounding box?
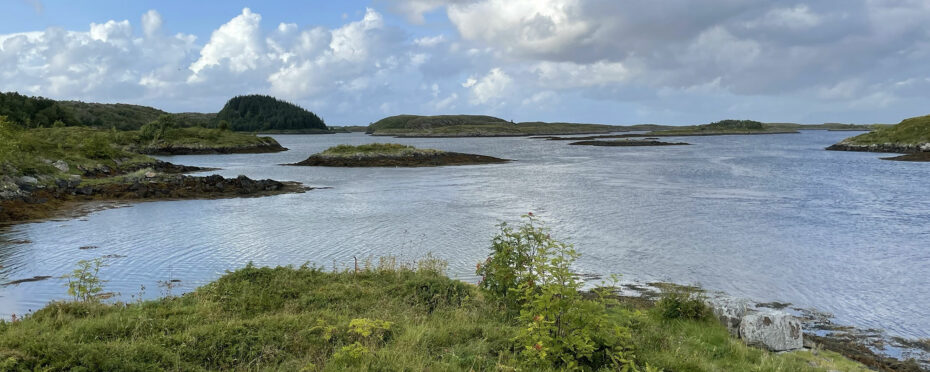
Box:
[66,258,108,302]
[477,214,637,370]
[656,289,709,321]
[80,134,117,159]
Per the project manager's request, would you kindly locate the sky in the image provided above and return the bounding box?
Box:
[1,0,929,125]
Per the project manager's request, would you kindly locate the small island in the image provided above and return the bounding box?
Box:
[287,143,509,167]
[366,115,620,137]
[0,117,306,224]
[827,114,930,161]
[569,140,690,147]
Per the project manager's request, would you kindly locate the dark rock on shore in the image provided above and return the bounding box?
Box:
[287,152,510,167]
[133,142,288,155]
[0,174,308,224]
[79,160,210,178]
[569,140,690,146]
[826,143,930,162]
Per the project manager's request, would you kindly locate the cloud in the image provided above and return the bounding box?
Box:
[189,8,263,76]
[1,1,930,125]
[468,67,512,105]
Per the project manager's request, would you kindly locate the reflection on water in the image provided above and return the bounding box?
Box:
[1,131,929,338]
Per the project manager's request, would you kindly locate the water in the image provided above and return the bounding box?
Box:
[1,131,928,339]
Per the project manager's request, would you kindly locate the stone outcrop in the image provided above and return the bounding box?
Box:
[826,142,930,154]
[288,152,509,167]
[739,311,804,352]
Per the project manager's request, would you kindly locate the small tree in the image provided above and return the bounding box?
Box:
[218,120,230,131]
[477,215,636,370]
[66,258,107,302]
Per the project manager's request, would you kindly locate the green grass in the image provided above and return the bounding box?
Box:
[0,118,277,181]
[840,114,930,145]
[0,121,152,181]
[0,259,869,371]
[316,143,443,157]
[137,127,278,148]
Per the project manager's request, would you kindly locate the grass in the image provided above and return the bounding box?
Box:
[0,122,152,181]
[135,127,279,149]
[840,114,930,145]
[0,118,276,183]
[316,143,443,157]
[0,257,869,371]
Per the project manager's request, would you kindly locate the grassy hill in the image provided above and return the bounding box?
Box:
[837,115,930,146]
[1,92,327,133]
[366,115,618,137]
[217,95,328,132]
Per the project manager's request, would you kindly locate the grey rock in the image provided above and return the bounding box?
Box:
[739,311,803,351]
[17,176,38,186]
[144,171,157,178]
[52,160,69,172]
[707,297,749,337]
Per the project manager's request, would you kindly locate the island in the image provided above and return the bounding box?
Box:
[286,143,509,167]
[569,139,690,146]
[1,91,332,135]
[0,117,306,224]
[365,114,621,137]
[827,114,930,161]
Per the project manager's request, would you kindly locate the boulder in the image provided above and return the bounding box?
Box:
[52,160,69,172]
[17,176,38,186]
[144,171,158,178]
[739,311,803,351]
[707,297,749,337]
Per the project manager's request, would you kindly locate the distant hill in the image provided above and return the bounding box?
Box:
[367,114,618,137]
[58,101,167,130]
[0,92,78,127]
[216,95,327,132]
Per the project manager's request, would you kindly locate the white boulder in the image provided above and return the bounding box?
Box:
[739,310,803,351]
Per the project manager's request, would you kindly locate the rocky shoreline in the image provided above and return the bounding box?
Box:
[1,167,308,225]
[287,152,510,167]
[569,140,690,146]
[610,281,929,372]
[826,143,930,162]
[131,142,288,155]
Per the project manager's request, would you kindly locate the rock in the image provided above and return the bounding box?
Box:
[144,171,157,178]
[739,311,803,351]
[69,175,82,183]
[52,160,69,172]
[17,176,38,186]
[707,297,749,337]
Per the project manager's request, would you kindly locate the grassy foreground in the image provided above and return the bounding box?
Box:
[0,261,867,371]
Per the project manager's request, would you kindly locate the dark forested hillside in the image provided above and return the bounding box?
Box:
[216,95,327,132]
[0,92,77,127]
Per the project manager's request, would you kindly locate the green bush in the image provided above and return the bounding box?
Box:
[477,214,637,370]
[656,289,709,321]
[80,134,118,159]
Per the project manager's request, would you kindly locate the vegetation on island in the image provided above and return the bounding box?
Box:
[366,115,619,137]
[0,115,300,223]
[834,115,930,146]
[216,95,328,132]
[827,114,930,161]
[643,119,798,136]
[288,143,509,167]
[0,216,869,371]
[0,91,329,134]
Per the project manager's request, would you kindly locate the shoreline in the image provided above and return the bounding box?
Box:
[286,152,510,167]
[609,280,930,371]
[0,172,309,226]
[826,143,930,162]
[131,142,288,155]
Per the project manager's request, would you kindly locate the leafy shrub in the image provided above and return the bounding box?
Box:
[656,289,709,321]
[406,275,472,312]
[80,134,118,159]
[66,258,107,302]
[477,214,637,370]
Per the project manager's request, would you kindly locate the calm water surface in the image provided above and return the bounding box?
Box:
[1,131,928,339]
